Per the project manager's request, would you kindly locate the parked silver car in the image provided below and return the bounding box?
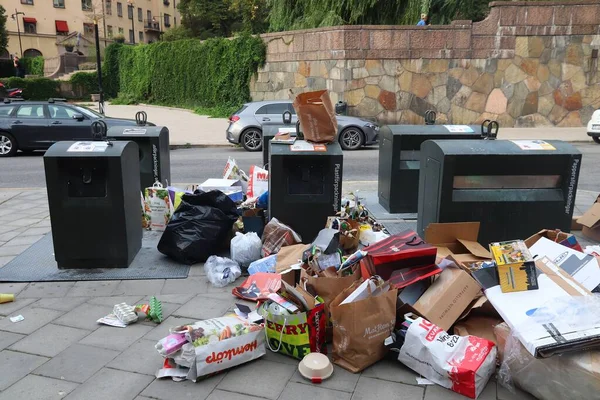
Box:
[226,100,380,151]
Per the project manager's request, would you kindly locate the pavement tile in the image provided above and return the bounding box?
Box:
[34,297,90,312]
[424,380,497,399]
[86,295,145,307]
[107,339,165,376]
[352,376,424,400]
[0,307,64,335]
[66,281,120,297]
[217,359,296,400]
[31,219,52,228]
[206,390,268,400]
[290,365,359,393]
[0,297,38,316]
[18,282,75,298]
[54,303,110,331]
[161,277,208,295]
[0,224,20,234]
[187,265,206,276]
[497,383,537,400]
[279,382,351,400]
[5,234,44,246]
[361,358,420,386]
[0,374,78,400]
[21,227,52,236]
[0,244,31,257]
[64,367,154,400]
[140,374,224,400]
[10,323,91,357]
[143,316,197,341]
[113,279,165,296]
[0,350,49,391]
[0,331,24,350]
[0,282,29,295]
[5,218,44,227]
[0,255,16,267]
[142,293,194,305]
[78,324,154,351]
[34,344,120,384]
[0,229,25,242]
[173,295,233,320]
[262,348,302,366]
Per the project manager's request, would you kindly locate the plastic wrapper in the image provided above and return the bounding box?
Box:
[231,232,262,268]
[497,295,600,400]
[204,256,242,288]
[261,218,302,257]
[248,255,277,275]
[157,190,239,264]
[155,315,265,382]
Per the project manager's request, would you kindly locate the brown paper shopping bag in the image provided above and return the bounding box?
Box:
[330,281,398,373]
[293,90,338,143]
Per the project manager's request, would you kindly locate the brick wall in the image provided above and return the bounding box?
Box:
[251,1,600,127]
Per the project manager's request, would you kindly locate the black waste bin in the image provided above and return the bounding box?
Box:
[44,140,142,269]
[262,122,297,169]
[269,141,343,242]
[107,125,170,190]
[417,139,582,245]
[378,124,487,214]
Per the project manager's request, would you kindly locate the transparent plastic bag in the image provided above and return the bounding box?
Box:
[204,256,241,288]
[231,232,262,268]
[497,295,600,400]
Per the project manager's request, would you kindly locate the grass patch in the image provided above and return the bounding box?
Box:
[193,105,238,119]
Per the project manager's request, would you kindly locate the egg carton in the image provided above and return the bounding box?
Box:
[113,303,138,325]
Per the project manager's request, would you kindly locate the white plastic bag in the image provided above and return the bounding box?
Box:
[247,166,268,199]
[231,232,262,268]
[204,256,241,288]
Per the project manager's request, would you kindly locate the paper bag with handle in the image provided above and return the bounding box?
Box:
[293,90,338,144]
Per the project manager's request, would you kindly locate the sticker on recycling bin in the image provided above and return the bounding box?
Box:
[290,140,326,152]
[510,140,556,151]
[443,125,474,133]
[122,128,147,135]
[67,141,109,152]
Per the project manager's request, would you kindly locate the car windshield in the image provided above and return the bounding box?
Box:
[71,105,103,119]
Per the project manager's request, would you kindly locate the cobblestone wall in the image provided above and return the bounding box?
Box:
[251,1,600,127]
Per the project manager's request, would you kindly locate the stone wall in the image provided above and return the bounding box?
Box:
[251,1,600,127]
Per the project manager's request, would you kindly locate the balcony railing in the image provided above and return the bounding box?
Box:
[144,19,160,32]
[163,0,170,5]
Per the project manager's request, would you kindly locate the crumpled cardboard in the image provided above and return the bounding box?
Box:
[424,222,491,268]
[577,195,600,242]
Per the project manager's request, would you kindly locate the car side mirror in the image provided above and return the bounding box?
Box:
[72,113,84,121]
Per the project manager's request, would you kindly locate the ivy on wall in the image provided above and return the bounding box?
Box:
[104,34,266,108]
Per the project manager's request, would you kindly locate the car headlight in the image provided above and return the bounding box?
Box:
[365,123,379,131]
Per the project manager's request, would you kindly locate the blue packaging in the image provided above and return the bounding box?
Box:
[248,254,277,275]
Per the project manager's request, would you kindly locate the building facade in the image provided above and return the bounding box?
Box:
[2,0,180,59]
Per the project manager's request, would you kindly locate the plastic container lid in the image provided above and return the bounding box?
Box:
[298,353,334,384]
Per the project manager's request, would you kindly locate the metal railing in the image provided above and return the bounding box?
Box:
[143,19,160,31]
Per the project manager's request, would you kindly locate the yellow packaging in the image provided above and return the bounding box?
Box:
[490,240,538,293]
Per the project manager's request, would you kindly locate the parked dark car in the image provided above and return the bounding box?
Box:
[0,100,153,157]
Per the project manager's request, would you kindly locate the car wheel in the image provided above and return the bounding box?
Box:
[241,128,263,152]
[593,136,600,144]
[339,127,364,151]
[0,132,17,157]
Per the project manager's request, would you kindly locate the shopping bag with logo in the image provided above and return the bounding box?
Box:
[247,165,269,199]
[223,157,249,193]
[293,90,337,144]
[360,230,437,280]
[330,278,398,373]
[144,182,174,231]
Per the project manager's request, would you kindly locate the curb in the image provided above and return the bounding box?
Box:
[169,144,236,150]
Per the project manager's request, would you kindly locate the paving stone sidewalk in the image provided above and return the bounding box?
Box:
[1,188,598,400]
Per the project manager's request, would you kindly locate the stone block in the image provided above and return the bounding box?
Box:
[379,75,397,92]
[486,88,508,114]
[295,73,307,87]
[473,37,495,50]
[411,74,433,98]
[447,76,463,100]
[549,105,569,124]
[437,97,452,113]
[453,85,473,107]
[553,7,573,25]
[54,303,114,331]
[10,323,90,358]
[472,73,494,95]
[558,111,582,127]
[411,31,446,50]
[66,280,120,298]
[0,350,49,391]
[0,374,78,400]
[428,72,448,88]
[67,367,154,400]
[107,339,165,376]
[428,85,447,106]
[397,91,414,110]
[378,90,396,111]
[371,31,393,50]
[527,6,554,26]
[522,91,539,116]
[465,92,487,113]
[401,109,426,124]
[454,30,471,49]
[366,59,384,76]
[161,277,208,295]
[218,359,296,399]
[528,37,545,58]
[505,64,528,84]
[354,376,424,400]
[352,67,369,79]
[358,97,383,116]
[344,30,368,50]
[539,95,555,116]
[292,34,304,53]
[34,344,119,383]
[525,76,541,92]
[112,279,165,296]
[0,306,64,335]
[79,324,153,351]
[365,85,381,99]
[515,37,529,58]
[570,70,587,93]
[280,382,351,400]
[383,59,401,76]
[460,66,480,86]
[392,31,410,49]
[143,374,223,399]
[566,44,584,66]
[402,59,425,73]
[572,5,600,25]
[304,33,319,52]
[451,104,481,124]
[410,95,436,116]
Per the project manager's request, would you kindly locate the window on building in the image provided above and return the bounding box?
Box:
[23,48,42,58]
[53,0,65,8]
[118,27,124,35]
[83,23,94,37]
[147,10,151,22]
[137,7,142,21]
[82,0,92,10]
[164,13,171,27]
[139,31,143,42]
[23,18,37,34]
[128,4,133,19]
[105,0,112,15]
[117,2,123,17]
[55,20,69,35]
[107,25,113,37]
[20,0,34,5]
[129,29,134,43]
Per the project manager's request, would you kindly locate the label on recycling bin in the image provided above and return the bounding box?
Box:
[510,140,556,151]
[290,140,326,152]
[443,125,474,133]
[67,141,109,152]
[122,128,147,135]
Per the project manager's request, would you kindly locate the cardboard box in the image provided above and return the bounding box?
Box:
[490,240,538,293]
[413,267,481,331]
[578,202,600,242]
[424,222,491,268]
[525,229,582,252]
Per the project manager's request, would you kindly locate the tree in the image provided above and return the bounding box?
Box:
[0,5,8,52]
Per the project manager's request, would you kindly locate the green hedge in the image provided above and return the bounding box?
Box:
[21,56,45,76]
[0,77,60,99]
[70,71,98,95]
[103,34,266,107]
[102,43,122,98]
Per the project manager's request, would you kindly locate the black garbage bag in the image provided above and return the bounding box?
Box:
[158,190,239,264]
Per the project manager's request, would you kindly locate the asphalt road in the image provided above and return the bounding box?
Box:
[1,144,599,193]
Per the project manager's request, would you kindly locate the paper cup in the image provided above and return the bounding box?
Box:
[298,353,333,383]
[0,294,15,304]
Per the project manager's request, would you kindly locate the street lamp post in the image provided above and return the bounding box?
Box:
[93,17,105,115]
[11,9,25,57]
[127,0,135,44]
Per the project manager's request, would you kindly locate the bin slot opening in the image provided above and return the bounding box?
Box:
[452,188,564,203]
[453,175,562,189]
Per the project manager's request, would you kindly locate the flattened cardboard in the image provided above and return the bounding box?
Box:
[275,244,306,273]
[425,222,491,268]
[454,316,503,345]
[578,203,600,242]
[525,229,582,252]
[413,267,481,331]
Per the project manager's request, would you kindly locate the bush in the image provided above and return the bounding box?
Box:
[70,71,98,95]
[0,77,60,99]
[21,56,44,76]
[103,34,266,108]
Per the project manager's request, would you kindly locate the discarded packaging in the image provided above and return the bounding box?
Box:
[204,256,242,288]
[223,157,249,193]
[143,182,174,231]
[230,232,262,268]
[490,240,538,293]
[424,222,491,266]
[232,273,282,301]
[293,90,337,144]
[577,197,600,242]
[247,166,269,199]
[298,353,334,384]
[0,293,15,304]
[525,229,582,252]
[9,315,24,323]
[261,218,302,257]
[198,179,244,203]
[248,254,277,275]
